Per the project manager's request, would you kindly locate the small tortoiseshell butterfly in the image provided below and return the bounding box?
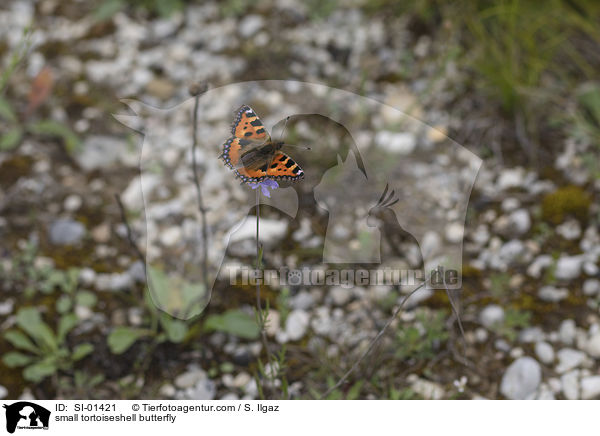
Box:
[219,105,305,184]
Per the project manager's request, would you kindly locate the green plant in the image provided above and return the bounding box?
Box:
[395,309,449,362]
[493,308,532,341]
[3,308,93,383]
[93,0,186,21]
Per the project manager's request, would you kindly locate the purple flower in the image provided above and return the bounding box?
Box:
[249,180,279,198]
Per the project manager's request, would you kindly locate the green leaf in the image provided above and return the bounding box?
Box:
[56,295,72,314]
[23,359,58,382]
[147,265,206,319]
[27,120,80,152]
[160,316,188,343]
[107,327,150,354]
[346,380,364,400]
[75,290,97,308]
[15,308,57,351]
[72,343,94,361]
[57,314,79,342]
[0,127,23,151]
[4,330,39,354]
[92,0,125,22]
[3,351,33,368]
[203,309,259,339]
[0,96,17,122]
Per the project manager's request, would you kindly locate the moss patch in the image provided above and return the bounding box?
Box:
[541,185,591,225]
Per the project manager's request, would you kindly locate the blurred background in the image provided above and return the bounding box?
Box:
[1,0,600,400]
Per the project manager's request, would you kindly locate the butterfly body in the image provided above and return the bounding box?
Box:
[220,105,304,184]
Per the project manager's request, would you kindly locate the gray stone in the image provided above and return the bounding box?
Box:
[187,378,216,400]
[0,385,7,399]
[535,341,555,365]
[330,286,352,306]
[538,286,568,302]
[585,333,600,358]
[285,310,310,341]
[175,369,207,389]
[49,219,86,245]
[581,376,600,399]
[238,15,264,38]
[555,255,583,281]
[76,135,135,171]
[561,370,580,400]
[479,304,505,328]
[519,327,545,343]
[500,357,542,400]
[559,319,577,345]
[583,279,600,296]
[555,348,586,373]
[508,209,531,236]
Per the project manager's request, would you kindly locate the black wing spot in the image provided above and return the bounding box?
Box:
[285,160,295,168]
[244,132,253,137]
[292,166,300,174]
[256,128,265,135]
[250,119,263,127]
[270,163,279,169]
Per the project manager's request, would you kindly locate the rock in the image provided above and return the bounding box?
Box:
[508,209,530,235]
[290,291,315,310]
[585,333,600,358]
[535,342,555,365]
[538,286,568,302]
[474,328,488,343]
[159,383,176,397]
[0,385,7,399]
[285,310,310,341]
[238,14,264,38]
[535,384,555,400]
[559,319,577,345]
[410,378,445,400]
[146,78,175,100]
[228,217,287,245]
[49,219,86,245]
[232,372,251,388]
[555,348,586,373]
[561,370,580,400]
[91,223,111,243]
[0,299,14,316]
[374,131,416,154]
[187,378,216,400]
[500,357,542,399]
[175,369,207,389]
[527,255,553,278]
[583,279,600,296]
[519,327,545,343]
[581,376,600,399]
[76,135,134,171]
[497,239,525,267]
[479,304,505,328]
[63,194,82,211]
[497,168,524,190]
[95,272,133,291]
[556,219,581,240]
[330,286,352,306]
[160,226,182,247]
[445,223,464,243]
[555,255,583,281]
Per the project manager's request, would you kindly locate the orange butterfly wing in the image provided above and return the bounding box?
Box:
[231,105,270,141]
